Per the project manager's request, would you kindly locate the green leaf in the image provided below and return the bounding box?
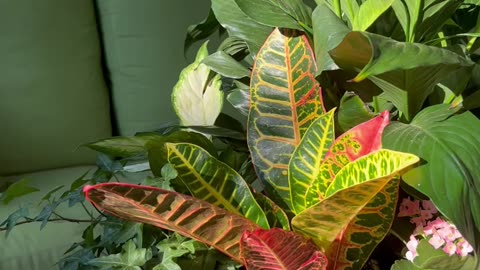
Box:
[1,179,39,204]
[41,185,65,202]
[203,51,250,79]
[172,42,223,127]
[211,0,272,54]
[340,0,359,26]
[84,183,261,263]
[391,260,421,270]
[218,36,249,56]
[337,92,376,133]
[85,133,158,158]
[87,240,151,269]
[184,9,220,54]
[353,0,395,31]
[161,163,178,182]
[411,239,478,270]
[329,31,474,120]
[292,150,419,270]
[167,143,269,229]
[234,0,312,31]
[382,104,480,250]
[392,0,423,42]
[289,110,336,215]
[312,4,350,73]
[241,228,328,270]
[463,89,480,110]
[248,28,325,211]
[227,87,250,116]
[253,193,290,230]
[0,207,29,236]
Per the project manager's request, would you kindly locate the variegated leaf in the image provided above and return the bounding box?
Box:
[84,183,260,263]
[291,150,419,270]
[167,143,269,229]
[248,28,325,211]
[289,109,335,214]
[306,111,390,203]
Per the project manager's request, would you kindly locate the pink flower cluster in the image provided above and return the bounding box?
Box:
[398,198,474,261]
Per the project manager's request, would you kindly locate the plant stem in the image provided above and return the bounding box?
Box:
[0,218,92,231]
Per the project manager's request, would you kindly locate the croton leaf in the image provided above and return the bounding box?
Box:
[383,104,480,251]
[171,41,223,127]
[253,193,290,230]
[240,228,328,270]
[329,31,474,120]
[304,111,389,206]
[292,150,419,270]
[83,183,261,263]
[166,143,269,229]
[289,109,335,215]
[248,28,325,211]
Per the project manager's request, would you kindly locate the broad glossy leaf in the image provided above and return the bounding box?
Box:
[234,0,312,31]
[211,0,272,54]
[240,228,328,270]
[203,51,250,79]
[84,183,261,262]
[383,104,480,250]
[329,31,474,120]
[340,0,359,26]
[305,111,389,203]
[312,4,350,73]
[248,28,325,211]
[337,92,375,133]
[86,134,159,158]
[218,36,249,56]
[292,150,419,270]
[167,143,269,229]
[353,0,395,31]
[227,88,250,116]
[289,110,335,215]
[411,239,478,270]
[172,42,223,127]
[184,9,220,54]
[254,193,290,230]
[392,0,422,42]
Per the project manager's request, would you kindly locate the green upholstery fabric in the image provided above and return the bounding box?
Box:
[0,0,111,175]
[95,0,211,136]
[0,166,96,270]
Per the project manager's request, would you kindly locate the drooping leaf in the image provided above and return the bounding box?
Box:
[86,134,158,158]
[1,179,39,204]
[184,8,220,54]
[203,51,250,79]
[211,0,272,54]
[248,28,325,211]
[84,183,261,263]
[172,42,223,127]
[353,0,395,31]
[240,228,328,270]
[329,31,474,120]
[383,104,480,250]
[289,110,336,215]
[312,4,350,73]
[292,150,419,270]
[234,0,312,31]
[337,92,376,133]
[305,111,389,204]
[166,143,269,229]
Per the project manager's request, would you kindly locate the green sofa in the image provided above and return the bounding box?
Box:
[0,0,211,269]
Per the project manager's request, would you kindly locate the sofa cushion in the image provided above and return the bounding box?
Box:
[95,0,212,136]
[0,0,112,175]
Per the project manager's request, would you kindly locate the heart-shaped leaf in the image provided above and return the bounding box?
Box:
[166,143,269,229]
[241,228,328,270]
[84,183,261,263]
[248,28,325,211]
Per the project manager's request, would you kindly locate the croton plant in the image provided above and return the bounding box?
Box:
[3,0,480,269]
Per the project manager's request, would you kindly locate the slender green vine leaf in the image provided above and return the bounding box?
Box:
[84,183,261,263]
[248,28,325,211]
[383,104,480,250]
[184,9,220,54]
[203,51,250,79]
[234,0,312,31]
[240,228,328,270]
[292,150,419,270]
[211,0,272,54]
[312,4,350,73]
[353,0,395,31]
[166,143,269,229]
[1,179,39,204]
[0,207,29,236]
[289,110,335,215]
[172,42,223,127]
[329,31,474,120]
[305,111,389,204]
[253,193,290,230]
[337,92,375,133]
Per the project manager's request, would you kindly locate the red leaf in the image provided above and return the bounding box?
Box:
[241,228,328,270]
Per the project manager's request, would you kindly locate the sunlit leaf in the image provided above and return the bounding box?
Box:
[353,0,395,31]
